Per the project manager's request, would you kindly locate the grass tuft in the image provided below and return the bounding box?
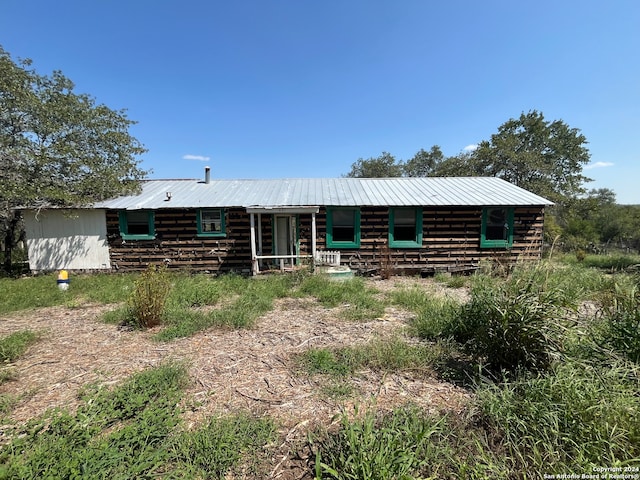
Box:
[0,330,39,364]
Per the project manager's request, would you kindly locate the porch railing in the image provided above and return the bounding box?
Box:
[314,250,341,266]
[251,250,341,274]
[252,253,313,274]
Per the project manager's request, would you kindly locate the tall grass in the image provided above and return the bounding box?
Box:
[588,279,640,364]
[390,286,461,339]
[477,360,640,473]
[312,359,640,479]
[311,405,510,480]
[312,406,449,480]
[559,252,640,271]
[126,265,172,328]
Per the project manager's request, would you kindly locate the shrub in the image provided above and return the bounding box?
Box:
[127,265,171,328]
[451,266,567,373]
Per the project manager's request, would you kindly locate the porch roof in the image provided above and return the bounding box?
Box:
[95,177,553,210]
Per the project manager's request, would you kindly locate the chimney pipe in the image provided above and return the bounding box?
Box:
[205,166,211,184]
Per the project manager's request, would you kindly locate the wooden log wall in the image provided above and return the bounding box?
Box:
[105,208,255,273]
[315,206,545,274]
[105,205,545,274]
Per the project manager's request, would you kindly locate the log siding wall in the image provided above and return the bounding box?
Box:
[105,205,545,273]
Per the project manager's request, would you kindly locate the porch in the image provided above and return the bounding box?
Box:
[246,206,341,275]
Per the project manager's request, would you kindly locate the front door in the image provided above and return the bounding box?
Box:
[274,215,297,267]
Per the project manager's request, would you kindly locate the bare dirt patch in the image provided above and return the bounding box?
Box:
[0,277,471,478]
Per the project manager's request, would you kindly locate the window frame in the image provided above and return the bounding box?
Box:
[118,210,155,240]
[196,208,226,237]
[480,207,515,248]
[326,207,361,248]
[388,207,423,248]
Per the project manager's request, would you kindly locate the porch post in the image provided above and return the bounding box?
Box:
[257,213,263,267]
[250,213,258,275]
[311,211,317,267]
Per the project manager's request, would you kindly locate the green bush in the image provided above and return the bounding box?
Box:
[127,265,171,328]
[450,266,568,373]
[459,288,561,373]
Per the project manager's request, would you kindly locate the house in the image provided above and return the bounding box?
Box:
[22,171,552,275]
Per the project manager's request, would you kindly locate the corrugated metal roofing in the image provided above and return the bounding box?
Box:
[95,177,553,210]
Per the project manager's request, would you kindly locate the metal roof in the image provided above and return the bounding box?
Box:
[95,177,553,210]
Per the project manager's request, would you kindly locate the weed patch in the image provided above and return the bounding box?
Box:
[0,362,276,478]
[298,276,385,320]
[312,406,445,479]
[156,274,296,340]
[477,360,640,473]
[0,330,39,364]
[170,412,275,478]
[298,337,451,379]
[125,265,172,328]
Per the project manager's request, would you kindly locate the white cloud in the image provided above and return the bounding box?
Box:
[463,144,478,152]
[183,154,211,162]
[584,161,614,170]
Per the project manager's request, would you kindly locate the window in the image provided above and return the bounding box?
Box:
[481,207,514,248]
[197,209,226,237]
[118,210,155,240]
[326,207,360,248]
[389,208,423,248]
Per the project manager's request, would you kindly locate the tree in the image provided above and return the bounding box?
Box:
[430,151,479,177]
[470,110,592,205]
[403,146,445,177]
[0,46,147,272]
[344,152,403,178]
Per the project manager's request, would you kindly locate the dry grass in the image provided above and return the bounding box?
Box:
[0,276,470,478]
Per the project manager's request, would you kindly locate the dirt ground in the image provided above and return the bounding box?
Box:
[0,276,471,479]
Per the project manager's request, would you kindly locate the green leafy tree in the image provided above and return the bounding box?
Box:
[0,46,147,272]
[471,110,592,205]
[430,151,478,177]
[344,152,403,178]
[403,146,445,177]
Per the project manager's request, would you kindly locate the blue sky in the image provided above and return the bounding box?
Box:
[2,1,639,203]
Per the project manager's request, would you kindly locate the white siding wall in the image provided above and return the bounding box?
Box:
[23,209,111,271]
